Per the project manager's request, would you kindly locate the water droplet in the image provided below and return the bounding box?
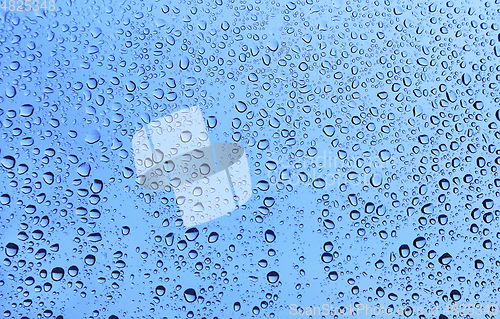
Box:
[350,210,360,220]
[5,86,16,98]
[438,253,452,265]
[475,259,484,269]
[206,116,217,128]
[323,125,335,137]
[313,178,326,189]
[413,237,426,249]
[51,267,64,281]
[370,173,382,187]
[421,203,434,214]
[77,162,91,177]
[5,243,18,257]
[156,285,166,296]
[208,232,219,243]
[399,244,410,258]
[68,266,79,277]
[266,271,279,283]
[450,290,461,301]
[184,288,197,302]
[20,104,34,117]
[90,27,102,38]
[180,131,192,143]
[185,228,199,241]
[322,252,333,263]
[180,56,190,70]
[85,130,101,144]
[84,254,96,266]
[323,219,335,229]
[1,156,15,169]
[328,271,338,281]
[264,230,276,243]
[35,248,46,259]
[378,150,391,162]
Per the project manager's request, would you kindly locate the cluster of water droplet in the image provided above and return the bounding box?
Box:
[2,0,500,317]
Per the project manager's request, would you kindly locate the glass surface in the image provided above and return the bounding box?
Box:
[1,0,499,318]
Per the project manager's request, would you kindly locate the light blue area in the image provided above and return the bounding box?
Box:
[1,0,500,318]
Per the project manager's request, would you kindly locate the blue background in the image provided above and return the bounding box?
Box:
[1,0,499,318]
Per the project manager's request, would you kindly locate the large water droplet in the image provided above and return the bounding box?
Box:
[370,173,383,187]
[323,125,335,137]
[1,156,15,169]
[85,130,101,144]
[51,267,64,281]
[313,178,326,189]
[5,243,18,257]
[156,285,166,296]
[180,131,192,143]
[184,288,197,302]
[266,271,279,283]
[77,162,91,177]
[264,230,276,243]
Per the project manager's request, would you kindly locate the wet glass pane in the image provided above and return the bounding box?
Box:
[1,0,498,318]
